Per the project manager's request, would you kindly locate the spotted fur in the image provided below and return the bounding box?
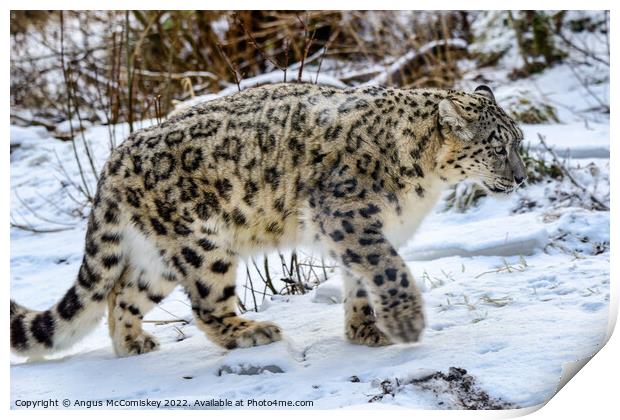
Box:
[10,83,525,358]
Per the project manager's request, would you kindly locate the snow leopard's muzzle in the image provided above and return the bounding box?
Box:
[483,140,527,194]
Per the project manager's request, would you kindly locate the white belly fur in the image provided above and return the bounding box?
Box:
[121,223,170,288]
[383,181,445,249]
[119,181,444,284]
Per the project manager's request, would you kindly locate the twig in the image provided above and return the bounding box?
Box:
[70,74,100,182]
[237,297,247,313]
[59,11,93,203]
[9,113,57,131]
[232,13,287,75]
[363,38,467,86]
[315,29,339,84]
[215,42,241,92]
[537,133,609,211]
[91,64,117,150]
[565,61,609,113]
[296,12,317,82]
[128,68,221,82]
[34,191,81,220]
[142,319,188,324]
[130,11,162,63]
[52,149,91,204]
[14,190,76,227]
[262,255,278,295]
[10,221,72,234]
[320,257,329,282]
[283,38,289,82]
[152,304,190,323]
[507,11,531,71]
[556,29,609,66]
[245,265,259,312]
[125,11,134,133]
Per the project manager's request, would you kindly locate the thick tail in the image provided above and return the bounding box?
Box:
[10,190,127,359]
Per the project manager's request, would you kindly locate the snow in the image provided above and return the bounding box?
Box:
[10,243,609,408]
[402,212,549,261]
[312,282,343,304]
[10,16,610,409]
[522,122,609,158]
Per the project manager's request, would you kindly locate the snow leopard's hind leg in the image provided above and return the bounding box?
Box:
[343,270,391,346]
[107,265,177,357]
[171,237,282,350]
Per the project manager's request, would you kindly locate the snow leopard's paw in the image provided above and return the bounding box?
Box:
[376,304,425,344]
[224,320,283,350]
[346,320,392,347]
[115,331,160,357]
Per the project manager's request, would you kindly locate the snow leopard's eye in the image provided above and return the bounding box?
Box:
[494,146,506,155]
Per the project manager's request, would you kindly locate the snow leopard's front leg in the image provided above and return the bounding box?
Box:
[311,193,425,344]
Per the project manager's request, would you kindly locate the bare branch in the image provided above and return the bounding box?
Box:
[537,133,608,211]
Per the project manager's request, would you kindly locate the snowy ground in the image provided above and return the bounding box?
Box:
[10,63,610,409]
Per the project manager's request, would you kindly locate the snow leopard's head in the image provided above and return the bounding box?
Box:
[438,85,526,194]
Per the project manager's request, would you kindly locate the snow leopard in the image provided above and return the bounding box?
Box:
[10,83,525,358]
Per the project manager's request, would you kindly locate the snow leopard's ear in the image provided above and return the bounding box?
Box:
[474,85,495,102]
[438,98,475,141]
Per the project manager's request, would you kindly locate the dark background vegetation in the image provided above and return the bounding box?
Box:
[11,10,608,135]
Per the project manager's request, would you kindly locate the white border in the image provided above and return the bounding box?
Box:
[4,3,617,420]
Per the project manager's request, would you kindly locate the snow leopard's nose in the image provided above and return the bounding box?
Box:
[514,175,524,185]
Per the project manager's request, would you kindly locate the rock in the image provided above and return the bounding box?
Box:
[312,282,342,304]
[217,363,284,376]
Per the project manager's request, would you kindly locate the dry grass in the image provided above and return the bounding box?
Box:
[11,10,472,128]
